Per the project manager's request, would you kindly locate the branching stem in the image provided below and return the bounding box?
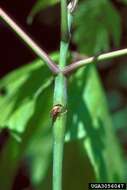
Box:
[1,8,127,76]
[62,48,127,75]
[0,8,60,74]
[1,3,127,190]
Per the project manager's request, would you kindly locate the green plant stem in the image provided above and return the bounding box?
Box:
[0,8,60,74]
[53,74,67,190]
[61,0,68,42]
[52,0,70,190]
[53,43,68,190]
[62,48,127,75]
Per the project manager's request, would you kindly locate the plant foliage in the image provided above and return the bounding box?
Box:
[0,0,125,189]
[73,0,121,55]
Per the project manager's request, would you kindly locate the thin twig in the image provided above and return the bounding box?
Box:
[0,8,60,74]
[62,48,127,75]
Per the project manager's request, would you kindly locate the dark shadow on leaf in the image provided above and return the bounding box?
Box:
[0,63,53,135]
[0,128,10,152]
[18,82,53,155]
[0,86,7,96]
[8,64,52,115]
[67,65,108,181]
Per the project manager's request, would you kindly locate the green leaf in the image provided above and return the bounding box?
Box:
[0,59,53,133]
[27,0,60,24]
[26,131,52,187]
[0,52,59,135]
[0,54,57,188]
[0,64,51,189]
[65,64,124,181]
[73,0,121,55]
[22,82,53,187]
[0,54,124,186]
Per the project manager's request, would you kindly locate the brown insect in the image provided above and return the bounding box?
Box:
[51,104,67,121]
